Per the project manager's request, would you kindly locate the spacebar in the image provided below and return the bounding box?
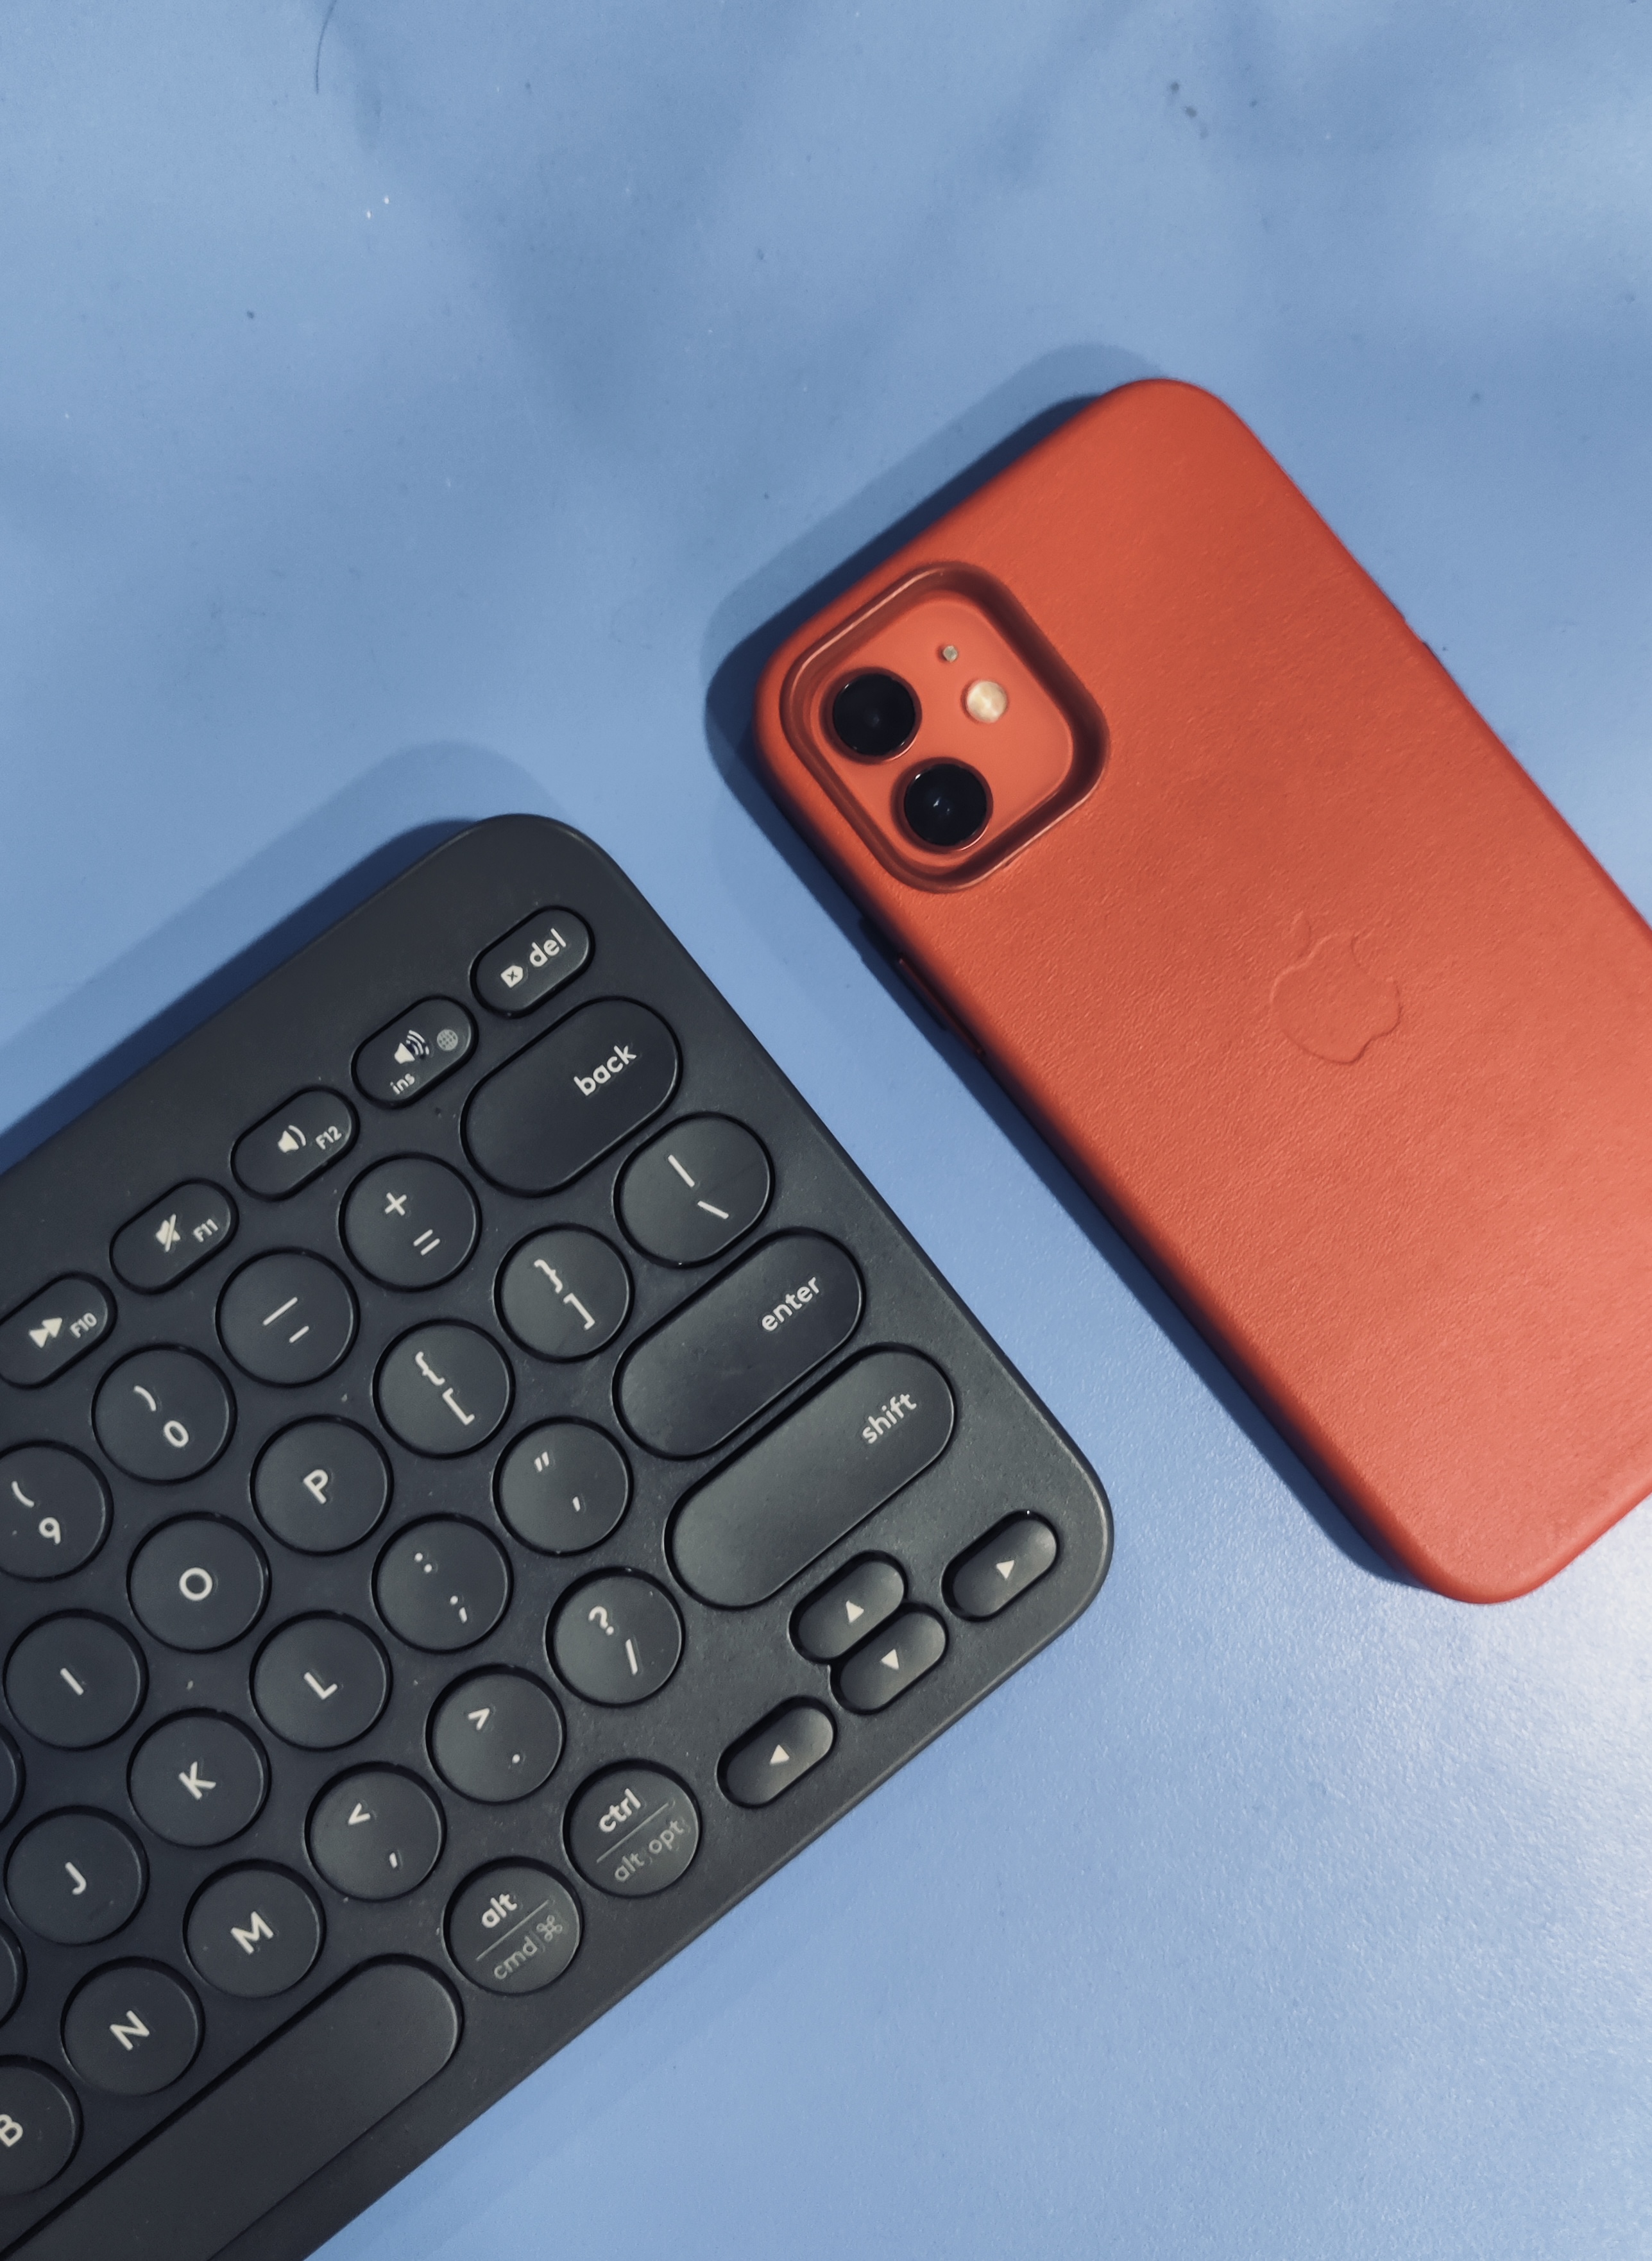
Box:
[22,1962,461,2261]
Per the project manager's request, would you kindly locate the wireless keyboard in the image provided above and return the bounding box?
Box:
[0,817,1111,2260]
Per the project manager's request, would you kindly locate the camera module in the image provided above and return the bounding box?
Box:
[831,671,919,761]
[902,763,990,849]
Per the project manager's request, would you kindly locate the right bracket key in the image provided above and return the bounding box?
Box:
[948,1514,1059,1619]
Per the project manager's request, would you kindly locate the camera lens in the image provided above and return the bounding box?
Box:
[902,763,990,849]
[831,672,919,761]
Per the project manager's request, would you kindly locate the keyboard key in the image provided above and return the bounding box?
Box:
[342,1156,480,1290]
[0,1277,111,1390]
[497,1228,631,1360]
[93,1346,234,1481]
[0,1923,22,2023]
[617,1116,772,1265]
[0,1731,21,1829]
[550,1574,683,1707]
[251,1617,389,1750]
[218,1251,357,1386]
[447,1863,580,1994]
[7,1812,145,1945]
[129,1714,269,1847]
[253,1419,392,1554]
[375,1518,510,1652]
[617,1233,862,1460]
[377,1324,512,1457]
[112,1182,235,1293]
[0,2064,78,2196]
[232,1088,357,1199]
[15,1964,458,2261]
[566,1767,699,1898]
[429,1672,563,1804]
[0,1445,110,1579]
[794,1557,906,1663]
[355,998,475,1107]
[464,998,679,1195]
[128,1517,269,1651]
[472,909,592,1016]
[722,1703,835,1808]
[6,1616,145,1748]
[309,1770,444,1900]
[948,1514,1059,1618]
[63,1963,201,2095]
[494,1422,630,1555]
[835,1609,947,1713]
[672,1349,954,1608]
[185,1867,323,1998]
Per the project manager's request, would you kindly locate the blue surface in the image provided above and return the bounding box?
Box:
[3,4,1651,2253]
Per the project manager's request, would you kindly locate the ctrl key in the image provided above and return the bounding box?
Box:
[0,2064,78,2196]
[567,1768,699,1898]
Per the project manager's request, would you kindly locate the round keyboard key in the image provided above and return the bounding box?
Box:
[252,1617,389,1750]
[375,1519,510,1653]
[6,1616,144,1749]
[0,1447,110,1579]
[447,1863,580,1995]
[186,1867,323,1999]
[253,1420,391,1554]
[0,1730,21,1830]
[93,1347,234,1481]
[309,1770,443,1902]
[497,1229,631,1361]
[429,1672,563,1804]
[343,1157,480,1290]
[63,1963,201,2095]
[129,1518,269,1651]
[495,1423,630,1555]
[566,1766,699,1898]
[0,1925,22,2025]
[549,1574,682,1707]
[0,2063,78,2195]
[219,1252,357,1386]
[7,1812,145,1945]
[618,1116,772,1265]
[129,1714,269,1847]
[377,1324,512,1457]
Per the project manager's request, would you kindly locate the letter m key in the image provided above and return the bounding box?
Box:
[232,1909,275,1956]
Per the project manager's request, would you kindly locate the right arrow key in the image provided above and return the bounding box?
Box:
[834,1610,946,1714]
[947,1515,1059,1620]
[722,1703,835,1808]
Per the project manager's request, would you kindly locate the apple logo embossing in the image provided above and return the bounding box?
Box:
[1270,914,1400,1064]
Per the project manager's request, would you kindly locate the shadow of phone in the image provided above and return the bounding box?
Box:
[701,346,1414,1591]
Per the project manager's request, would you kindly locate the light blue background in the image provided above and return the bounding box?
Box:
[3,4,1650,2253]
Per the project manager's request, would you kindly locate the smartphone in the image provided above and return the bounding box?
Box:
[753,379,1652,1602]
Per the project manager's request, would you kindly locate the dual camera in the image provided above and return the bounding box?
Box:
[829,670,991,849]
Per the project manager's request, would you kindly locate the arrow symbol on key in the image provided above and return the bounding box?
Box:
[348,1804,372,1826]
[881,1649,900,1671]
[769,1745,790,1766]
[996,1560,1016,1580]
[845,1600,864,1623]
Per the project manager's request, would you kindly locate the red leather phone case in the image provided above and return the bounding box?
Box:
[754,380,1652,1601]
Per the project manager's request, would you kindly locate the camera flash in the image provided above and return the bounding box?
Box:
[964,678,1009,724]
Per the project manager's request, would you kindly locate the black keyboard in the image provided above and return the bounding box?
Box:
[0,818,1111,2260]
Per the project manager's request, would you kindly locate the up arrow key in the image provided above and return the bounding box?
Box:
[769,1744,790,1766]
